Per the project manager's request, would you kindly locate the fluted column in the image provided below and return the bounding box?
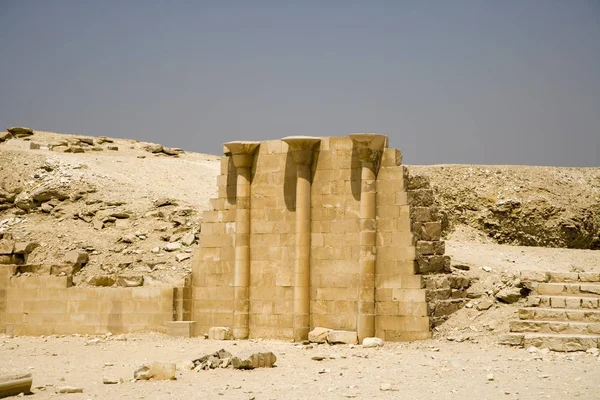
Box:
[349,133,387,342]
[223,141,260,340]
[282,136,321,341]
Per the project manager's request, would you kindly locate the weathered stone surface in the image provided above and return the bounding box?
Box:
[308,327,331,344]
[407,189,435,206]
[416,255,451,274]
[416,240,445,255]
[134,362,176,380]
[248,352,277,368]
[418,222,442,241]
[496,288,522,304]
[498,333,524,346]
[362,337,384,348]
[208,326,232,340]
[327,330,358,345]
[406,175,430,190]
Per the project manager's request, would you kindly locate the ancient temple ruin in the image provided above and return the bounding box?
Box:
[190,134,451,342]
[1,134,460,341]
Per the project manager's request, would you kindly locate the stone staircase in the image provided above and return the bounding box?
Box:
[500,271,600,351]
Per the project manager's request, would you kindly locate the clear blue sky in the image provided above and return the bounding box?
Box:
[1,1,598,166]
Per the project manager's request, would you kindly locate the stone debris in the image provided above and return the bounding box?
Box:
[308,327,331,344]
[56,386,84,394]
[6,127,34,137]
[191,349,276,371]
[362,337,384,348]
[495,288,522,304]
[133,362,176,381]
[102,377,121,384]
[327,330,358,345]
[476,298,494,310]
[379,383,394,391]
[208,327,232,340]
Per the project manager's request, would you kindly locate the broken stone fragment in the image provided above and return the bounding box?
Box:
[327,330,358,345]
[86,275,116,287]
[164,242,182,252]
[13,241,39,255]
[144,143,163,153]
[181,232,195,246]
[208,326,232,340]
[0,239,15,255]
[56,386,83,394]
[117,275,143,287]
[162,147,184,156]
[77,137,95,145]
[153,197,177,207]
[0,131,13,141]
[495,288,522,304]
[133,362,176,381]
[476,298,494,310]
[362,337,384,348]
[64,250,89,267]
[308,327,331,344]
[175,253,191,262]
[6,126,33,137]
[0,372,32,397]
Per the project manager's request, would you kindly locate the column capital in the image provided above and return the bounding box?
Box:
[282,136,321,165]
[349,133,387,163]
[223,141,260,168]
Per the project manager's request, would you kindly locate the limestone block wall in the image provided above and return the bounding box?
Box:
[2,274,174,335]
[192,135,440,341]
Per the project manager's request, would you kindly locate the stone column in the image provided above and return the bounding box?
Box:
[282,136,321,341]
[223,141,260,340]
[349,133,387,342]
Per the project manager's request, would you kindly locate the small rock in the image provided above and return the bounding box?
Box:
[495,288,522,304]
[482,266,492,272]
[56,386,83,394]
[133,362,176,381]
[181,232,195,246]
[362,337,384,348]
[117,275,143,287]
[175,253,191,262]
[177,360,195,371]
[379,383,393,391]
[163,242,182,252]
[7,127,34,137]
[308,327,331,344]
[311,356,326,361]
[327,330,358,345]
[208,327,232,340]
[102,377,120,385]
[476,299,494,311]
[486,373,495,381]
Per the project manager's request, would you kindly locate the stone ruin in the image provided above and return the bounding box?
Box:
[0,134,470,341]
[187,134,463,342]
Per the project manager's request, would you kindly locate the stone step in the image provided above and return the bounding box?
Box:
[500,332,600,352]
[520,270,600,284]
[532,282,600,296]
[534,295,600,309]
[519,307,600,322]
[509,319,600,335]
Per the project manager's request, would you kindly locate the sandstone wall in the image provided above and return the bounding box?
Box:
[2,274,174,335]
[192,136,438,341]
